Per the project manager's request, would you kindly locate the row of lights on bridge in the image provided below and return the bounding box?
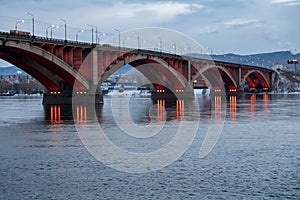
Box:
[214,88,222,93]
[76,91,87,94]
[50,91,61,95]
[157,89,185,93]
[49,91,87,95]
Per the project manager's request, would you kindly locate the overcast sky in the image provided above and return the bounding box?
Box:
[0,0,299,67]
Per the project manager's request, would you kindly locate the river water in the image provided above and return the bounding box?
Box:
[0,94,299,199]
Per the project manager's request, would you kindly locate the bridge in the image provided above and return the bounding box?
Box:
[0,31,277,104]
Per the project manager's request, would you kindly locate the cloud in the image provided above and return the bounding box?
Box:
[271,0,300,5]
[197,18,260,36]
[197,25,220,35]
[223,18,259,27]
[0,0,299,57]
[36,1,204,33]
[98,1,203,24]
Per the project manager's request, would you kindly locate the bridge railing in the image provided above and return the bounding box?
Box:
[0,31,93,47]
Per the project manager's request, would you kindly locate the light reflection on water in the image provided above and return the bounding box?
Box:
[0,94,299,199]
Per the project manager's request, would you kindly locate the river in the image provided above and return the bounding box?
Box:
[0,94,299,199]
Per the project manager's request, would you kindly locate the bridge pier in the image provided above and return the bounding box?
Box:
[151,89,195,102]
[235,84,244,96]
[42,91,103,105]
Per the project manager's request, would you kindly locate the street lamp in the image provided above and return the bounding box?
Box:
[46,25,54,38]
[133,32,140,49]
[76,29,84,42]
[15,20,24,30]
[98,32,106,44]
[114,28,121,49]
[25,12,34,36]
[123,36,130,48]
[98,32,112,44]
[157,37,162,52]
[60,19,67,41]
[172,42,176,54]
[86,24,97,44]
[287,59,299,71]
[50,26,59,39]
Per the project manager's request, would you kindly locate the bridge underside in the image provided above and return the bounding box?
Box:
[0,33,276,105]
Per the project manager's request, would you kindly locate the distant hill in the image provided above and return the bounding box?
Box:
[187,51,300,70]
[210,51,300,69]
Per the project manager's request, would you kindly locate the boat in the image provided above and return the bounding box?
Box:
[0,90,16,96]
[132,87,152,98]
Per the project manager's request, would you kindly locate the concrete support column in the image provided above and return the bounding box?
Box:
[54,46,63,59]
[237,67,244,94]
[182,60,191,85]
[91,48,98,86]
[73,48,83,70]
[188,60,191,85]
[271,72,277,91]
[63,47,73,66]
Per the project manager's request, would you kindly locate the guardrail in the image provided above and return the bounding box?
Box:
[0,31,93,47]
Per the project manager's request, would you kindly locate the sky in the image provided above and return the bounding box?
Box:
[0,0,299,67]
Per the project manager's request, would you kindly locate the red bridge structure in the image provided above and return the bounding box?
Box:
[0,31,277,104]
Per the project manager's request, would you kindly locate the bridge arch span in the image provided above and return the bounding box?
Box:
[0,40,90,91]
[243,70,270,91]
[0,50,62,91]
[100,53,188,92]
[191,64,237,91]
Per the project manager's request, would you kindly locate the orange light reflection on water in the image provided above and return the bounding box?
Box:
[263,93,269,119]
[157,99,165,122]
[50,105,61,124]
[249,94,256,121]
[176,100,184,120]
[156,99,186,121]
[76,105,87,123]
[229,96,237,121]
[214,96,222,120]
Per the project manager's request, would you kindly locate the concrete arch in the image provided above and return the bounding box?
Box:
[0,40,90,91]
[243,70,270,89]
[101,53,187,90]
[0,50,61,90]
[191,64,237,88]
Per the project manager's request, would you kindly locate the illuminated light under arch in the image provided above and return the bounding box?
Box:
[243,69,270,90]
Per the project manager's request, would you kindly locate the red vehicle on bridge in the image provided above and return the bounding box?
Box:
[9,30,30,37]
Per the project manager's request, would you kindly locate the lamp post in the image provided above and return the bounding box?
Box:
[86,24,97,44]
[15,20,24,30]
[186,43,191,54]
[98,32,106,44]
[25,12,34,36]
[98,32,112,44]
[46,25,54,38]
[133,32,141,49]
[157,37,162,52]
[76,29,84,42]
[50,26,59,39]
[288,59,299,71]
[173,42,176,54]
[123,36,130,48]
[60,19,67,41]
[114,28,121,49]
